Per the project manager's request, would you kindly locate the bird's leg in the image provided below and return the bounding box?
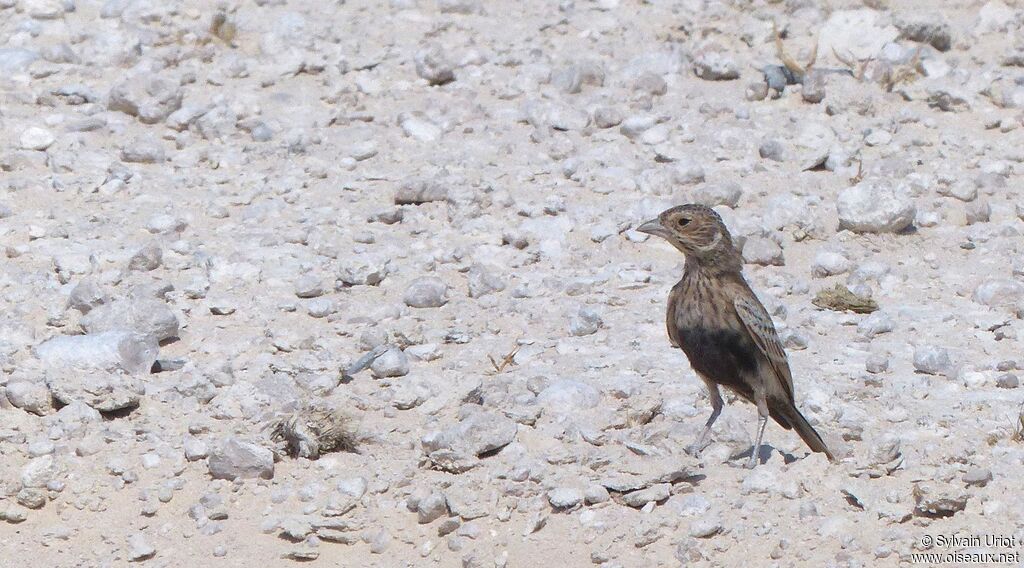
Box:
[747,393,769,469]
[687,383,723,456]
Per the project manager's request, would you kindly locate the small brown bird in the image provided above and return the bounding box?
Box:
[638,204,834,467]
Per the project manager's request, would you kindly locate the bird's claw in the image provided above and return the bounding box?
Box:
[685,439,710,457]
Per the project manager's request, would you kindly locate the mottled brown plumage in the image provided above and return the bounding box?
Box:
[638,204,834,467]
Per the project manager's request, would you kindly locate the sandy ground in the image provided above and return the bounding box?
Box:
[2,0,1024,566]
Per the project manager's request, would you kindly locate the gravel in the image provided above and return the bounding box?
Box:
[0,2,1016,566]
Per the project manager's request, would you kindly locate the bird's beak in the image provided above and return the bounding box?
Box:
[636,218,669,239]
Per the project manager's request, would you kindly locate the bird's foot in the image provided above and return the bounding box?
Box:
[685,438,711,457]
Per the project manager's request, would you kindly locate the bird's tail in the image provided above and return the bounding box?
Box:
[772,402,835,461]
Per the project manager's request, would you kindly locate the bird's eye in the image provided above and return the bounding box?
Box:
[677,218,690,227]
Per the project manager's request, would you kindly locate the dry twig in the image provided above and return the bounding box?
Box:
[488,344,521,373]
[774,22,818,79]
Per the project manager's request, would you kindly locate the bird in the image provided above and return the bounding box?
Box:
[637,204,834,468]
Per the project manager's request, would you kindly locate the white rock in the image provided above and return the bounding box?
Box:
[417,491,448,524]
[338,255,390,286]
[24,0,65,19]
[141,453,161,469]
[337,477,368,498]
[19,127,55,151]
[536,380,600,414]
[399,115,442,142]
[857,312,894,338]
[584,485,610,505]
[620,116,657,138]
[466,264,505,299]
[349,141,378,161]
[670,494,711,517]
[45,369,143,412]
[622,484,670,507]
[973,279,1024,307]
[34,331,159,375]
[547,487,583,509]
[207,438,275,480]
[195,105,237,140]
[183,437,209,461]
[741,468,776,495]
[395,178,447,205]
[108,74,183,124]
[977,0,1015,34]
[414,44,454,85]
[0,48,38,74]
[913,346,951,375]
[792,122,837,170]
[126,243,162,272]
[121,138,167,163]
[820,9,899,60]
[965,200,991,225]
[53,401,101,434]
[866,353,889,374]
[692,182,742,208]
[569,307,603,337]
[79,298,179,343]
[5,381,54,415]
[689,516,723,538]
[742,237,784,266]
[294,275,325,299]
[593,107,622,128]
[811,251,853,278]
[370,347,409,378]
[405,343,441,362]
[208,382,268,421]
[693,50,739,81]
[837,180,916,233]
[864,130,892,147]
[673,158,706,185]
[166,104,211,131]
[963,468,993,486]
[145,214,186,234]
[545,103,590,131]
[21,455,59,488]
[403,277,449,308]
[421,407,517,459]
[551,61,605,94]
[127,533,155,562]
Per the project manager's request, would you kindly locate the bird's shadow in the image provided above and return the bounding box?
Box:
[729,444,799,466]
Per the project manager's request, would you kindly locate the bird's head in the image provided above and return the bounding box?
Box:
[637,204,740,269]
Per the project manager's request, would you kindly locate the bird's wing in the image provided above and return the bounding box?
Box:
[666,283,682,348]
[733,295,794,399]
